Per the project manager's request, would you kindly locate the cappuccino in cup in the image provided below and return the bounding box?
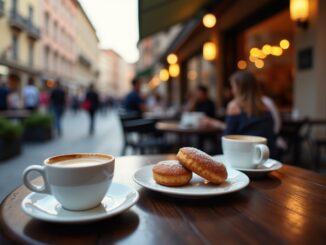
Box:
[222,135,269,169]
[22,153,115,211]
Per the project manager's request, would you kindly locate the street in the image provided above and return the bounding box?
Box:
[0,110,123,202]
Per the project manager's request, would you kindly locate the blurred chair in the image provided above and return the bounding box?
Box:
[302,119,326,171]
[280,118,309,165]
[119,112,172,155]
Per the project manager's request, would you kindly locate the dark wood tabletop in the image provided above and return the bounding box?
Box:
[1,155,325,244]
[156,121,221,134]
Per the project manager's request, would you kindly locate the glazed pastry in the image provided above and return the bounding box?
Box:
[177,147,227,185]
[152,160,192,187]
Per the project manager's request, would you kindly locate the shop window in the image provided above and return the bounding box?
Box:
[28,41,34,67]
[11,34,18,60]
[236,10,294,109]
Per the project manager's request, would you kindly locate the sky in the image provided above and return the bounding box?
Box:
[79,0,139,63]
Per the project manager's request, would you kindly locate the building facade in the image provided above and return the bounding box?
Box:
[0,0,41,89]
[74,1,99,88]
[98,49,134,98]
[41,0,77,85]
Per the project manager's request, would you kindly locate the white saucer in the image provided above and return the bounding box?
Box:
[133,165,249,198]
[21,183,139,223]
[213,155,283,176]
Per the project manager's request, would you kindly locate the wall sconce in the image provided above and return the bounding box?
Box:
[203,42,217,61]
[169,64,180,77]
[290,0,309,29]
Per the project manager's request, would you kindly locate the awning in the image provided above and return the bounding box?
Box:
[136,66,154,78]
[138,0,210,40]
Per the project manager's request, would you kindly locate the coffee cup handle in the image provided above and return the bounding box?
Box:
[254,144,270,165]
[23,165,50,194]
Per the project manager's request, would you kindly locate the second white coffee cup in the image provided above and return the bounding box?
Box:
[222,135,269,169]
[22,153,115,211]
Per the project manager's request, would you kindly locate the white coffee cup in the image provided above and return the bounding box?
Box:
[222,135,269,169]
[22,153,115,211]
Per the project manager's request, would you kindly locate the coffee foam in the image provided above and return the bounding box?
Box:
[51,157,107,167]
[224,135,266,142]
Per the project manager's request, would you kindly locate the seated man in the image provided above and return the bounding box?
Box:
[192,85,215,118]
[123,78,146,114]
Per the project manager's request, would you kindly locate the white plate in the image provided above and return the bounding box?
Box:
[21,183,139,224]
[213,155,283,175]
[133,165,249,198]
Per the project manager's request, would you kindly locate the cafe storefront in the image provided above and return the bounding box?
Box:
[139,0,326,120]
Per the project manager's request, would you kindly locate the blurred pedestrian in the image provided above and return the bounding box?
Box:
[39,86,50,112]
[123,78,146,115]
[23,78,39,111]
[84,84,99,135]
[190,85,216,118]
[7,88,22,110]
[50,80,66,136]
[0,81,9,111]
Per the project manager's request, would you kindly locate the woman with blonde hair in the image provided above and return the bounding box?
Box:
[202,71,276,156]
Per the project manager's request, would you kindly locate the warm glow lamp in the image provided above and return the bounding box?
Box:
[254,59,264,69]
[167,53,178,65]
[262,44,272,55]
[202,13,217,28]
[271,46,283,56]
[169,64,180,77]
[159,68,169,81]
[203,42,217,61]
[290,0,309,29]
[237,60,247,70]
[280,39,290,49]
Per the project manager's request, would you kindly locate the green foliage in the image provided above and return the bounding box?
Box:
[24,113,53,128]
[0,118,23,140]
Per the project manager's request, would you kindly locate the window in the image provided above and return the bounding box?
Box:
[28,41,34,66]
[44,46,49,70]
[44,13,49,34]
[11,34,18,60]
[28,5,33,23]
[53,21,57,40]
[12,0,18,12]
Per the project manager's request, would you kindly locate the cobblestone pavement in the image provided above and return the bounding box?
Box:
[0,110,123,202]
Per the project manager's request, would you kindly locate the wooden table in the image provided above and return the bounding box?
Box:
[156,121,222,152]
[1,155,325,244]
[156,121,221,135]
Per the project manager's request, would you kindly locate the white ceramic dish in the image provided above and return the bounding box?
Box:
[133,165,249,198]
[21,183,138,223]
[213,155,283,177]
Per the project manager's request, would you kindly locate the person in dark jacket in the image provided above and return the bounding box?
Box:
[0,81,9,111]
[50,80,66,136]
[193,85,216,118]
[123,78,146,115]
[85,84,99,135]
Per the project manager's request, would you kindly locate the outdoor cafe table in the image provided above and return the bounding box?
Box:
[1,155,325,244]
[156,121,222,150]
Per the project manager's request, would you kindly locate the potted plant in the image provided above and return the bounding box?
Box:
[23,113,53,142]
[0,118,23,160]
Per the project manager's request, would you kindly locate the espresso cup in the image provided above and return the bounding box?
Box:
[222,135,269,169]
[22,153,115,211]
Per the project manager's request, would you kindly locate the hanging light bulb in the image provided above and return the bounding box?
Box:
[202,13,217,28]
[203,42,217,61]
[169,64,180,77]
[167,53,178,65]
